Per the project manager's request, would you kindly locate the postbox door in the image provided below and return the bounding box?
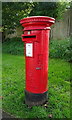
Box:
[23,30,49,93]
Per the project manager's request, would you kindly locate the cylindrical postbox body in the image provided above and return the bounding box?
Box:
[20,16,55,106]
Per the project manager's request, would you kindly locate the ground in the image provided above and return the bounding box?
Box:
[2,53,71,118]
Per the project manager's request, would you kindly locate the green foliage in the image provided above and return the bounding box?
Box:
[2,54,71,118]
[2,37,24,55]
[2,2,70,35]
[49,37,72,62]
[30,2,57,18]
[56,1,70,19]
[29,2,69,19]
[3,37,72,62]
[2,2,35,33]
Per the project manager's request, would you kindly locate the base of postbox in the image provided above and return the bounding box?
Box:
[24,90,48,106]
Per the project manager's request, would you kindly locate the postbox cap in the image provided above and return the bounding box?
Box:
[20,16,55,30]
[20,16,55,24]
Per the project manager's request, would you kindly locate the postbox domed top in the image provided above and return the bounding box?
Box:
[20,16,55,24]
[20,16,55,31]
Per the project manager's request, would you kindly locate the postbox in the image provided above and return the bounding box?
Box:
[20,16,55,106]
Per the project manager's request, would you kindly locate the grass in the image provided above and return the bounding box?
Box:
[2,53,71,118]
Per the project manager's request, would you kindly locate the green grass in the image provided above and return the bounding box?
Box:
[2,54,71,118]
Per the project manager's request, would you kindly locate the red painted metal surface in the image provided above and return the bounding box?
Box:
[20,16,55,94]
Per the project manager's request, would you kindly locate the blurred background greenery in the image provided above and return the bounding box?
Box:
[2,1,72,62]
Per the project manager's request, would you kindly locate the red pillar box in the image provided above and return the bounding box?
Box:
[20,16,55,106]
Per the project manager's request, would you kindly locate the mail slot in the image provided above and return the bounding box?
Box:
[20,16,55,106]
[23,35,36,38]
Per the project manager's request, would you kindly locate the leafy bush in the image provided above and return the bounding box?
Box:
[49,37,72,62]
[2,37,72,62]
[2,37,24,55]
